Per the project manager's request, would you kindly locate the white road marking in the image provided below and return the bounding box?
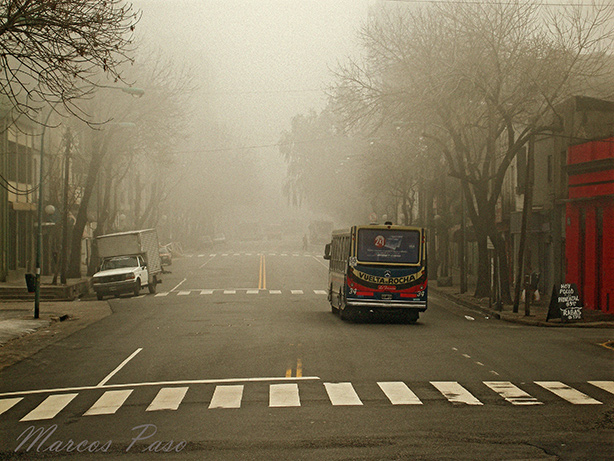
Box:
[378,381,422,405]
[247,290,259,294]
[97,348,143,387]
[0,376,320,398]
[484,381,542,405]
[178,291,191,296]
[314,290,327,295]
[291,290,303,295]
[170,278,187,292]
[200,289,214,295]
[535,381,602,404]
[146,387,188,411]
[589,381,614,395]
[269,383,301,407]
[20,394,78,421]
[324,382,363,406]
[431,381,483,405]
[209,385,244,409]
[270,290,282,294]
[155,292,169,297]
[84,390,133,416]
[223,290,236,295]
[0,397,23,415]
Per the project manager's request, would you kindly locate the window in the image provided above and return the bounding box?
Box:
[357,229,420,264]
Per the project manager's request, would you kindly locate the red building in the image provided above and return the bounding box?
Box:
[565,137,614,313]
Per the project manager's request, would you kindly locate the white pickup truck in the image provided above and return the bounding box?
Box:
[92,229,162,300]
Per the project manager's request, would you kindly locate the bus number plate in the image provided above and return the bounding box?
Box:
[381,293,393,300]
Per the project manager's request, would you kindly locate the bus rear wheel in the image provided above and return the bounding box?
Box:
[404,310,419,323]
[330,286,339,314]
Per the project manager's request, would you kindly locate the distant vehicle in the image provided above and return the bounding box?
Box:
[324,223,427,322]
[159,244,172,266]
[92,229,162,300]
[213,233,226,245]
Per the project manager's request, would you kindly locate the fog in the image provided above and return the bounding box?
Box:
[130,0,375,238]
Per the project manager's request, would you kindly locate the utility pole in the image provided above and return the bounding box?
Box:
[60,129,72,285]
[513,135,535,314]
[460,182,467,294]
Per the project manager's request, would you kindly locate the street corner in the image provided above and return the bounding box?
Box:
[0,300,112,371]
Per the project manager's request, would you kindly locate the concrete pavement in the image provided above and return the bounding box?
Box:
[0,297,111,371]
[0,274,612,371]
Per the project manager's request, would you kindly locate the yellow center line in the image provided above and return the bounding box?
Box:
[258,254,267,290]
[285,359,302,378]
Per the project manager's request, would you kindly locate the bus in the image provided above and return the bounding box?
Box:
[324,223,427,322]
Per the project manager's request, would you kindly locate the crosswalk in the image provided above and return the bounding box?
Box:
[155,289,328,297]
[189,253,322,258]
[1,380,611,422]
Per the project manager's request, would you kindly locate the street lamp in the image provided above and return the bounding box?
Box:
[34,86,144,318]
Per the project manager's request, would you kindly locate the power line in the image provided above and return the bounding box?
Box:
[385,0,610,6]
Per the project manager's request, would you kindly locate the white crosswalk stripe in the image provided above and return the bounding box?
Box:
[147,387,188,412]
[484,381,542,405]
[1,380,610,421]
[84,390,133,416]
[154,289,331,296]
[535,381,602,404]
[431,381,483,405]
[589,381,614,395]
[324,382,363,406]
[269,383,301,407]
[209,385,244,409]
[378,381,422,405]
[20,394,78,421]
[0,397,22,416]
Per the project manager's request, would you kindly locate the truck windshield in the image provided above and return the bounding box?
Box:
[357,228,421,264]
[101,256,139,270]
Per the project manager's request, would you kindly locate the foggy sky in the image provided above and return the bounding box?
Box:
[131,0,374,145]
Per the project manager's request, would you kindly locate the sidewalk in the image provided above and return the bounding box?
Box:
[0,276,111,371]
[430,273,614,328]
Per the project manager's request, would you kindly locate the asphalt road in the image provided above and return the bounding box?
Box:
[0,238,612,460]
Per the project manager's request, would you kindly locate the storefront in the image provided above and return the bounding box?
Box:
[565,137,614,313]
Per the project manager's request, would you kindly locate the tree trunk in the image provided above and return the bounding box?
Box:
[474,225,491,298]
[67,150,105,279]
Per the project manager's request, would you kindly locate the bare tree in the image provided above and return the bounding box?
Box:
[332,1,614,299]
[65,50,196,278]
[0,0,140,125]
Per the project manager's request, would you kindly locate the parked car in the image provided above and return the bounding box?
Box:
[159,244,172,266]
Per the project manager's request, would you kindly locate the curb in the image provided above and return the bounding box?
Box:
[430,287,614,328]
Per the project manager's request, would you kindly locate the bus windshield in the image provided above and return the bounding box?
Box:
[357,228,421,264]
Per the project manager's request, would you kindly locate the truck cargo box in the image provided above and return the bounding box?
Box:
[97,229,162,275]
